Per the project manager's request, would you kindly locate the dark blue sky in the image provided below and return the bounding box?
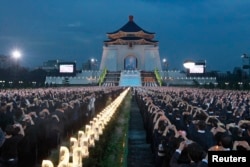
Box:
[0,0,250,72]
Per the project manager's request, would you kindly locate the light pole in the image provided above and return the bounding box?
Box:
[11,49,22,85]
[162,58,168,81]
[90,58,98,85]
[90,58,98,70]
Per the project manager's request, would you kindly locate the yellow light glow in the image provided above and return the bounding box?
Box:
[70,137,78,153]
[58,146,70,165]
[41,160,54,167]
[41,88,131,166]
[72,147,82,166]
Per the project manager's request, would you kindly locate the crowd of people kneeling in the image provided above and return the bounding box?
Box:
[135,87,250,167]
[0,87,124,167]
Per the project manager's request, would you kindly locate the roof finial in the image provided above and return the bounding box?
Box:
[129,15,134,22]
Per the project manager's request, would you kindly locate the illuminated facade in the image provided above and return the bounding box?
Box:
[100,15,162,71]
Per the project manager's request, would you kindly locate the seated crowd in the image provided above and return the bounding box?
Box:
[0,87,124,167]
[135,87,250,167]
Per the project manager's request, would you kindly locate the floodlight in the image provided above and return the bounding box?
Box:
[183,61,195,69]
[12,50,22,59]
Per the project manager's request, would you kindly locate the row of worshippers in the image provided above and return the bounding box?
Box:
[0,87,124,167]
[135,87,250,167]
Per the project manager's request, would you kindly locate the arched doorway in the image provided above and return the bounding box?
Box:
[124,56,137,70]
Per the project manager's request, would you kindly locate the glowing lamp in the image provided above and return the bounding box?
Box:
[183,61,195,69]
[78,131,84,143]
[85,125,91,134]
[82,146,89,158]
[42,160,54,167]
[58,146,70,165]
[94,127,99,141]
[12,50,22,59]
[70,137,78,153]
[72,147,82,166]
[88,132,95,147]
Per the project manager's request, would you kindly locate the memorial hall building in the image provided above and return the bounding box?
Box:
[100,15,162,71]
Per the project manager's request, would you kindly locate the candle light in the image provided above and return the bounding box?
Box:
[77,131,85,151]
[93,118,98,124]
[98,122,103,135]
[41,88,130,167]
[72,147,82,167]
[79,134,88,147]
[97,114,101,120]
[41,160,54,167]
[89,121,94,127]
[94,127,99,141]
[88,131,95,147]
[85,125,91,134]
[83,136,89,147]
[78,135,89,158]
[57,162,68,167]
[78,131,84,142]
[66,163,73,167]
[81,145,89,158]
[70,137,78,153]
[58,146,70,165]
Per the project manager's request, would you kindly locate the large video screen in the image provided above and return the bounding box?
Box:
[59,63,76,74]
[189,65,205,74]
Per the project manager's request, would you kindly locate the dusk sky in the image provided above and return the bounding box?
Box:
[0,0,250,72]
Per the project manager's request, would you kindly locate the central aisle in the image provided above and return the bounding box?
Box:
[127,96,154,167]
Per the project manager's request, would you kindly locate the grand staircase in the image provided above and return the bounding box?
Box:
[141,71,158,86]
[102,71,120,86]
[119,70,142,87]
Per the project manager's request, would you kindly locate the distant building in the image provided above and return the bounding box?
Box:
[0,55,14,69]
[41,59,60,72]
[81,59,99,70]
[100,15,162,71]
[82,62,90,70]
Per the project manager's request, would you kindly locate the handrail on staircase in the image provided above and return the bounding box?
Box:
[154,68,162,86]
[98,68,107,86]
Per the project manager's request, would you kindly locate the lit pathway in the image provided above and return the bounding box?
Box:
[127,96,154,167]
